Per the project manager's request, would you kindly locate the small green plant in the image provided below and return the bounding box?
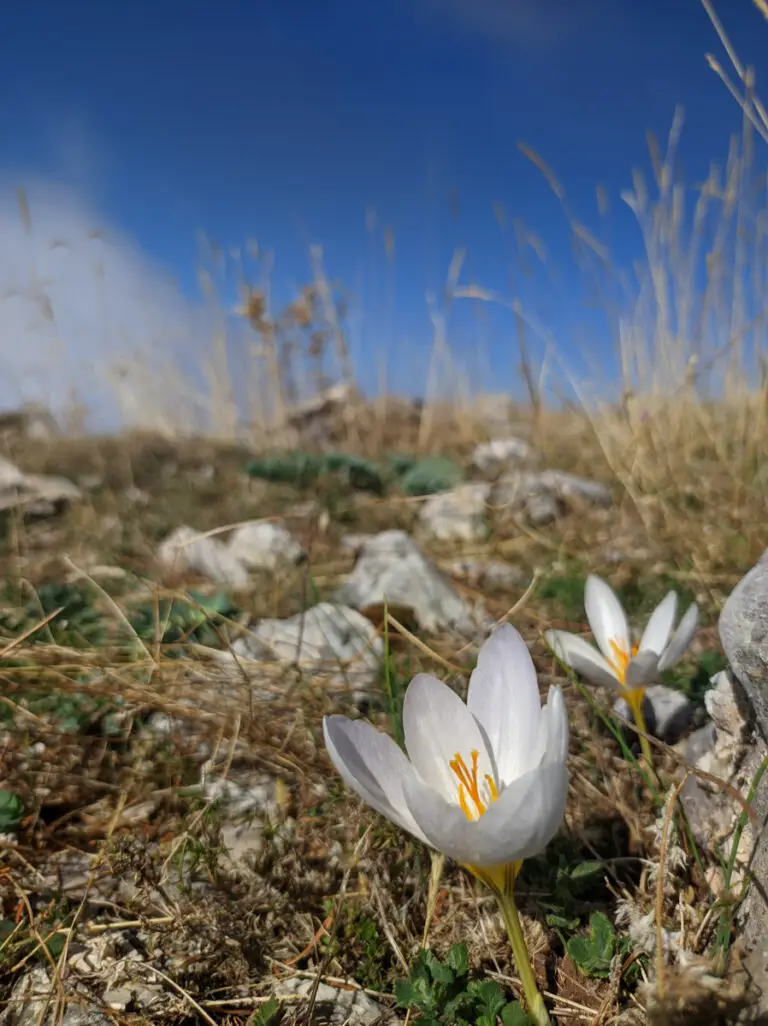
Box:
[518,840,605,933]
[320,901,391,989]
[566,911,616,979]
[0,582,105,648]
[323,452,386,494]
[394,943,532,1026]
[248,996,282,1026]
[380,623,410,748]
[536,575,587,622]
[615,575,696,620]
[0,790,23,831]
[127,590,239,648]
[399,456,463,496]
[246,451,324,487]
[662,649,727,703]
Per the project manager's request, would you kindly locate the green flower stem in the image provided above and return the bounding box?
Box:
[497,887,551,1026]
[627,689,656,782]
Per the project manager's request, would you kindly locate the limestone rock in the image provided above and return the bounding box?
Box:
[417,483,491,543]
[336,530,484,634]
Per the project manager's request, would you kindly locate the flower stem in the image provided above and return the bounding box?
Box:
[496,887,551,1026]
[628,689,657,783]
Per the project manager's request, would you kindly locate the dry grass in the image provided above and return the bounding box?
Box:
[2,6,768,1023]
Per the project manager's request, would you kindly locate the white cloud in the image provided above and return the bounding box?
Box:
[0,177,231,433]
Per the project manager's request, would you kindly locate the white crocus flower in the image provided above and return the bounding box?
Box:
[324,623,567,1026]
[544,574,698,701]
[323,624,568,891]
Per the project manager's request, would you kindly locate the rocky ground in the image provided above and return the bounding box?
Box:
[0,395,766,1026]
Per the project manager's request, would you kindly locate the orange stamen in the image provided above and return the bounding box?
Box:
[608,638,639,684]
[449,750,499,820]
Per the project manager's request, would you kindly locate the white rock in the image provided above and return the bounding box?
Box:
[235,602,383,701]
[471,437,535,475]
[524,492,560,526]
[613,685,694,744]
[0,457,82,517]
[227,520,306,571]
[0,968,113,1026]
[336,530,483,633]
[447,559,526,591]
[102,989,132,1012]
[220,820,267,867]
[157,525,249,587]
[705,669,750,743]
[417,482,491,543]
[493,469,612,511]
[201,768,274,819]
[279,978,384,1026]
[340,532,376,556]
[0,457,27,490]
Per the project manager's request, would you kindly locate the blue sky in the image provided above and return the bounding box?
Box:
[1,0,765,427]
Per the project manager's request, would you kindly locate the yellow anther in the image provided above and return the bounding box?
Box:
[449,750,499,821]
[608,638,639,684]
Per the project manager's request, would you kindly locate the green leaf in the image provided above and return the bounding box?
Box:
[0,791,23,831]
[394,973,432,1010]
[386,452,417,477]
[468,979,507,1019]
[393,978,419,1009]
[323,453,385,494]
[248,996,282,1026]
[399,456,463,496]
[445,941,469,977]
[246,452,323,487]
[426,950,455,985]
[501,1001,534,1026]
[590,911,615,954]
[42,932,66,961]
[546,913,580,931]
[566,911,616,979]
[569,860,604,881]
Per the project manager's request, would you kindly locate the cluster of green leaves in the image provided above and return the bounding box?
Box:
[565,911,617,979]
[662,649,727,703]
[0,790,23,831]
[246,449,464,497]
[0,583,240,734]
[536,574,587,622]
[0,582,106,648]
[394,943,531,1026]
[1,582,239,653]
[319,901,392,990]
[518,841,606,935]
[0,893,71,968]
[615,574,696,620]
[127,589,239,648]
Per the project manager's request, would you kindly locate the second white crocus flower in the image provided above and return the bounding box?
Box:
[544,574,698,699]
[544,574,697,774]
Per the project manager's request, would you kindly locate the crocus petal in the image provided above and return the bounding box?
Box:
[544,629,621,689]
[639,591,677,656]
[403,760,568,868]
[585,574,630,663]
[542,686,570,765]
[625,649,660,688]
[466,624,541,785]
[657,603,699,671]
[403,673,497,804]
[323,715,428,843]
